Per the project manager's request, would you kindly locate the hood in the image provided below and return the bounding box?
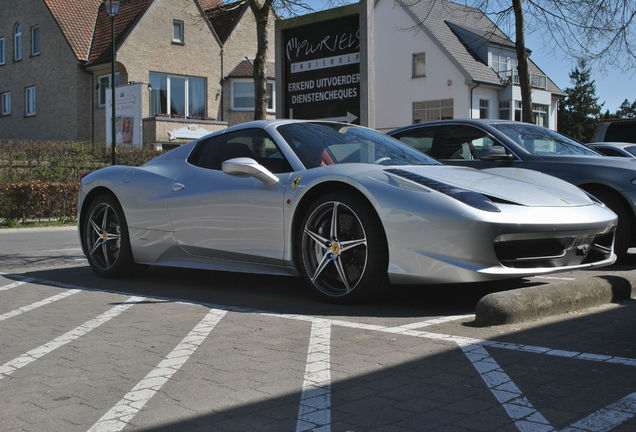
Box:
[535,154,636,170]
[388,165,592,207]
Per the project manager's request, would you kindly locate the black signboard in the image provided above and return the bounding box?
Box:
[282,14,360,124]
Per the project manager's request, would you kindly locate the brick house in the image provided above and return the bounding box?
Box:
[0,0,275,145]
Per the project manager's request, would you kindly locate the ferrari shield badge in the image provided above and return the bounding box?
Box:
[291,176,302,190]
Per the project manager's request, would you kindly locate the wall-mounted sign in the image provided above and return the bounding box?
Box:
[106,83,143,149]
[282,13,360,124]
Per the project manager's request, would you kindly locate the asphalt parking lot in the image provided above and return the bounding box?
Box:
[0,227,635,432]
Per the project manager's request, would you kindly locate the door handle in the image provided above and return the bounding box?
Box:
[172,183,185,192]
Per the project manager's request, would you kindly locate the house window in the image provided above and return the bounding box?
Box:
[31,25,40,56]
[479,99,489,119]
[149,72,206,118]
[0,38,5,65]
[532,103,548,128]
[25,87,36,116]
[514,100,522,121]
[231,80,274,111]
[413,98,453,123]
[1,92,10,115]
[97,73,121,107]
[173,20,184,43]
[412,52,426,78]
[14,23,22,61]
[499,101,510,120]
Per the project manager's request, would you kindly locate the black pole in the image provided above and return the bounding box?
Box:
[111,15,117,165]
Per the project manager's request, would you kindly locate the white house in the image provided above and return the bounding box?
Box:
[372,0,563,131]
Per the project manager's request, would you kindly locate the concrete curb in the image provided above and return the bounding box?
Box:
[475,274,635,326]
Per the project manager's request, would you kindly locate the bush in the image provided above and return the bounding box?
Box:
[3,181,79,221]
[0,139,163,220]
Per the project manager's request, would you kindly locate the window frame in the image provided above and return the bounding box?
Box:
[149,72,207,118]
[14,23,22,61]
[0,38,5,65]
[479,99,489,119]
[412,98,454,123]
[230,79,275,113]
[412,52,426,78]
[25,86,36,116]
[1,92,10,115]
[172,20,184,44]
[31,25,40,56]
[97,73,121,108]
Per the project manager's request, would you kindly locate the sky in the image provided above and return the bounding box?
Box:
[294,0,635,113]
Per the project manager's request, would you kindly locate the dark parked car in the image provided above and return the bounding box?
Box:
[588,142,636,158]
[592,119,636,144]
[389,119,636,260]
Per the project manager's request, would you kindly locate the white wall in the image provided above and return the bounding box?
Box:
[372,0,468,131]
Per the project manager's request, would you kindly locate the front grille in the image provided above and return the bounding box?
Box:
[494,230,614,268]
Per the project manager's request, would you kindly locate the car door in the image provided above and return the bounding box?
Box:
[166,128,293,264]
[431,124,517,169]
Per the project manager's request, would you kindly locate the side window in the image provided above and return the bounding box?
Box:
[435,125,497,160]
[188,129,292,173]
[392,126,437,155]
[595,147,625,157]
[605,123,635,144]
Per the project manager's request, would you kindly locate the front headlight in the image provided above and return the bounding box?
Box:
[385,168,501,212]
[632,179,636,186]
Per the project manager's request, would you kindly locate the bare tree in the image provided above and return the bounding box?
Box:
[246,0,348,120]
[470,0,635,122]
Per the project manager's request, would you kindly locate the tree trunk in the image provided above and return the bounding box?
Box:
[249,0,273,120]
[512,0,532,123]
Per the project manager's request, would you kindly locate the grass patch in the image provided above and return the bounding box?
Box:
[0,218,76,229]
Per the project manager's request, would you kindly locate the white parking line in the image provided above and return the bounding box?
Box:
[0,296,143,379]
[0,289,79,322]
[564,392,636,432]
[396,313,475,330]
[0,279,31,292]
[296,320,332,432]
[86,308,227,432]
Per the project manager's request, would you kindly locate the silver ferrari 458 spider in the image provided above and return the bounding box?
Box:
[79,120,617,302]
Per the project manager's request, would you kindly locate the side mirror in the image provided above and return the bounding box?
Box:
[222,157,279,185]
[479,146,514,161]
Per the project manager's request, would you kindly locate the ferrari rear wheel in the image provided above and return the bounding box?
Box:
[82,194,140,277]
[299,192,388,303]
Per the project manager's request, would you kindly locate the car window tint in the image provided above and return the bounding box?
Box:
[277,122,439,169]
[188,128,292,173]
[435,125,496,160]
[626,146,636,156]
[391,127,437,155]
[492,123,599,156]
[605,123,636,144]
[595,147,626,157]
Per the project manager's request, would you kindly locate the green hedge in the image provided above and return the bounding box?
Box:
[0,139,163,220]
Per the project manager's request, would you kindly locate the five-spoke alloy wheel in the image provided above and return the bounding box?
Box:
[299,192,388,303]
[82,194,138,277]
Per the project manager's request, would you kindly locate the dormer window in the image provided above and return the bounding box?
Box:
[173,20,184,44]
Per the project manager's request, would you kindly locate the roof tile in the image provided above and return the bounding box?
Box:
[205,1,249,43]
[42,0,103,60]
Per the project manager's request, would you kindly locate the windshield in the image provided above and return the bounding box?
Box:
[277,122,440,169]
[492,123,600,156]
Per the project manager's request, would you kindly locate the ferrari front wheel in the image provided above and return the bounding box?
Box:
[82,194,139,277]
[299,192,388,303]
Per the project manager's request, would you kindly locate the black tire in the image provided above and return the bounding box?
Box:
[81,193,143,277]
[586,187,632,262]
[297,191,388,303]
